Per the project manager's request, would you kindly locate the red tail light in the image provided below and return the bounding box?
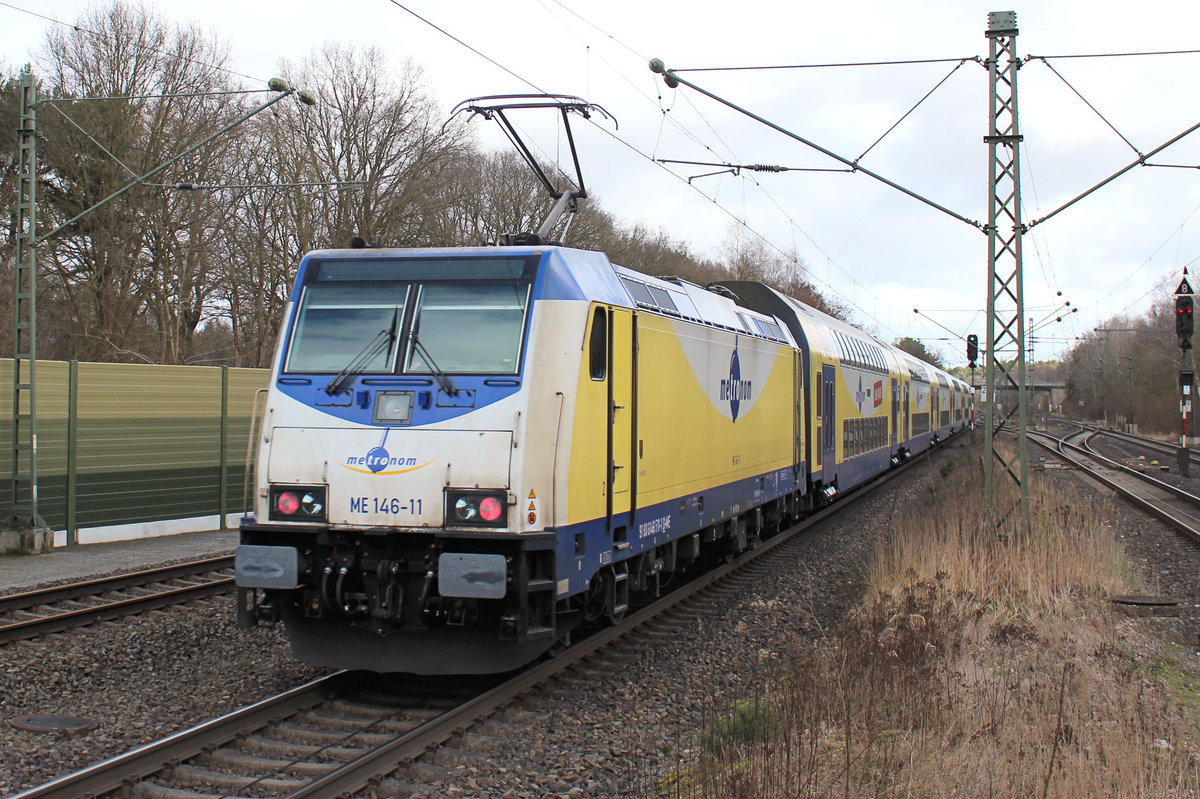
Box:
[479,496,503,522]
[268,485,327,522]
[276,491,301,515]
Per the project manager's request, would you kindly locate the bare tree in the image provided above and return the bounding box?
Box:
[719,225,850,319]
[277,44,463,248]
[36,1,236,363]
[1062,290,1181,432]
[218,45,463,366]
[894,336,945,368]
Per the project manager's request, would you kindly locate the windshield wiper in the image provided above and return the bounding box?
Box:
[324,310,398,396]
[410,331,458,396]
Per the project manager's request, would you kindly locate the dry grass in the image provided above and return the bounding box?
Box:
[661,453,1200,798]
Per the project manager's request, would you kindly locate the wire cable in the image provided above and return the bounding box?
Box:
[384,0,546,94]
[673,56,982,72]
[516,2,921,338]
[0,0,263,85]
[1030,57,1141,156]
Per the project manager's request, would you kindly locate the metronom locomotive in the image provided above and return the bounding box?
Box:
[234,97,972,673]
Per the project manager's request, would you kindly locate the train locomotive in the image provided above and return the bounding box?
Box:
[234,241,971,673]
[234,98,973,674]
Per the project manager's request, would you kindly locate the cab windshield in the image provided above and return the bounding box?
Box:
[283,255,535,376]
[407,284,528,374]
[285,284,405,373]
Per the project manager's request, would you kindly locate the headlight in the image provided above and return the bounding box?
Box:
[445,490,508,528]
[454,497,478,521]
[269,485,327,523]
[373,391,414,425]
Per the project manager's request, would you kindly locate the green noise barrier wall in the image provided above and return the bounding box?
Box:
[1,360,268,545]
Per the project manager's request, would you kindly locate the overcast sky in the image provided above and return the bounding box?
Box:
[3,0,1199,366]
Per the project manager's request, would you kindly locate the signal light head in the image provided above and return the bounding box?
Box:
[454,497,478,521]
[1177,295,1194,349]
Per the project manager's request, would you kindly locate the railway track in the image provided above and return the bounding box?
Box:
[0,556,235,645]
[1087,425,1200,476]
[1044,417,1198,470]
[1029,426,1200,543]
[12,445,939,799]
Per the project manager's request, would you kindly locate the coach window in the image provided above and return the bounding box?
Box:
[589,306,607,380]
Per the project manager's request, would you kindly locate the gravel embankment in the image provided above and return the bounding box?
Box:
[0,600,324,795]
[363,442,972,798]
[1058,434,1200,646]
[1042,423,1200,643]
[365,433,1200,798]
[6,430,1198,799]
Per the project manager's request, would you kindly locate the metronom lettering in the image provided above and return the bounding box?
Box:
[719,378,752,402]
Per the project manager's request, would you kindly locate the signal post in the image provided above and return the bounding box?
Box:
[1177,272,1194,477]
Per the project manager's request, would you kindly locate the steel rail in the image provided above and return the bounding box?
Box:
[1073,431,1200,509]
[11,437,955,799]
[1088,425,1200,467]
[0,556,235,644]
[1029,429,1200,542]
[287,446,938,798]
[0,578,235,644]
[0,555,234,613]
[1044,417,1200,468]
[7,673,343,799]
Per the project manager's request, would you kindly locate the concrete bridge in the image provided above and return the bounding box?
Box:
[971,381,1068,414]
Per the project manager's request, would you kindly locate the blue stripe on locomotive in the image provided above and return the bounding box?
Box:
[551,465,797,597]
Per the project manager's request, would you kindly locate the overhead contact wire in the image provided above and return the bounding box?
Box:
[674,56,981,72]
[529,1,905,334]
[384,0,547,94]
[0,0,263,84]
[1033,57,1142,156]
[386,0,914,334]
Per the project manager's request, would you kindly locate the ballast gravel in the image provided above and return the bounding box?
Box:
[0,599,324,795]
[3,431,1195,798]
[364,441,975,798]
[364,432,1200,798]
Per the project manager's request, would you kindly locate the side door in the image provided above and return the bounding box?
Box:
[607,307,635,544]
[904,382,911,442]
[822,363,837,472]
[794,350,804,474]
[890,378,899,449]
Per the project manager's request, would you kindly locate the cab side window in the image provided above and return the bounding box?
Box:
[589,307,607,380]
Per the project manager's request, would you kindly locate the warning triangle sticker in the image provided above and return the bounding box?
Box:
[527,501,536,511]
[528,490,537,499]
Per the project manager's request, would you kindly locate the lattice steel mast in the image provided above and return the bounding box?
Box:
[6,71,51,548]
[5,75,311,552]
[983,11,1031,522]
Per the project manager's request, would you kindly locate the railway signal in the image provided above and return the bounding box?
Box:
[1177,272,1195,475]
[1176,273,1194,350]
[966,334,979,368]
[1181,370,1194,477]
[1176,295,1193,350]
